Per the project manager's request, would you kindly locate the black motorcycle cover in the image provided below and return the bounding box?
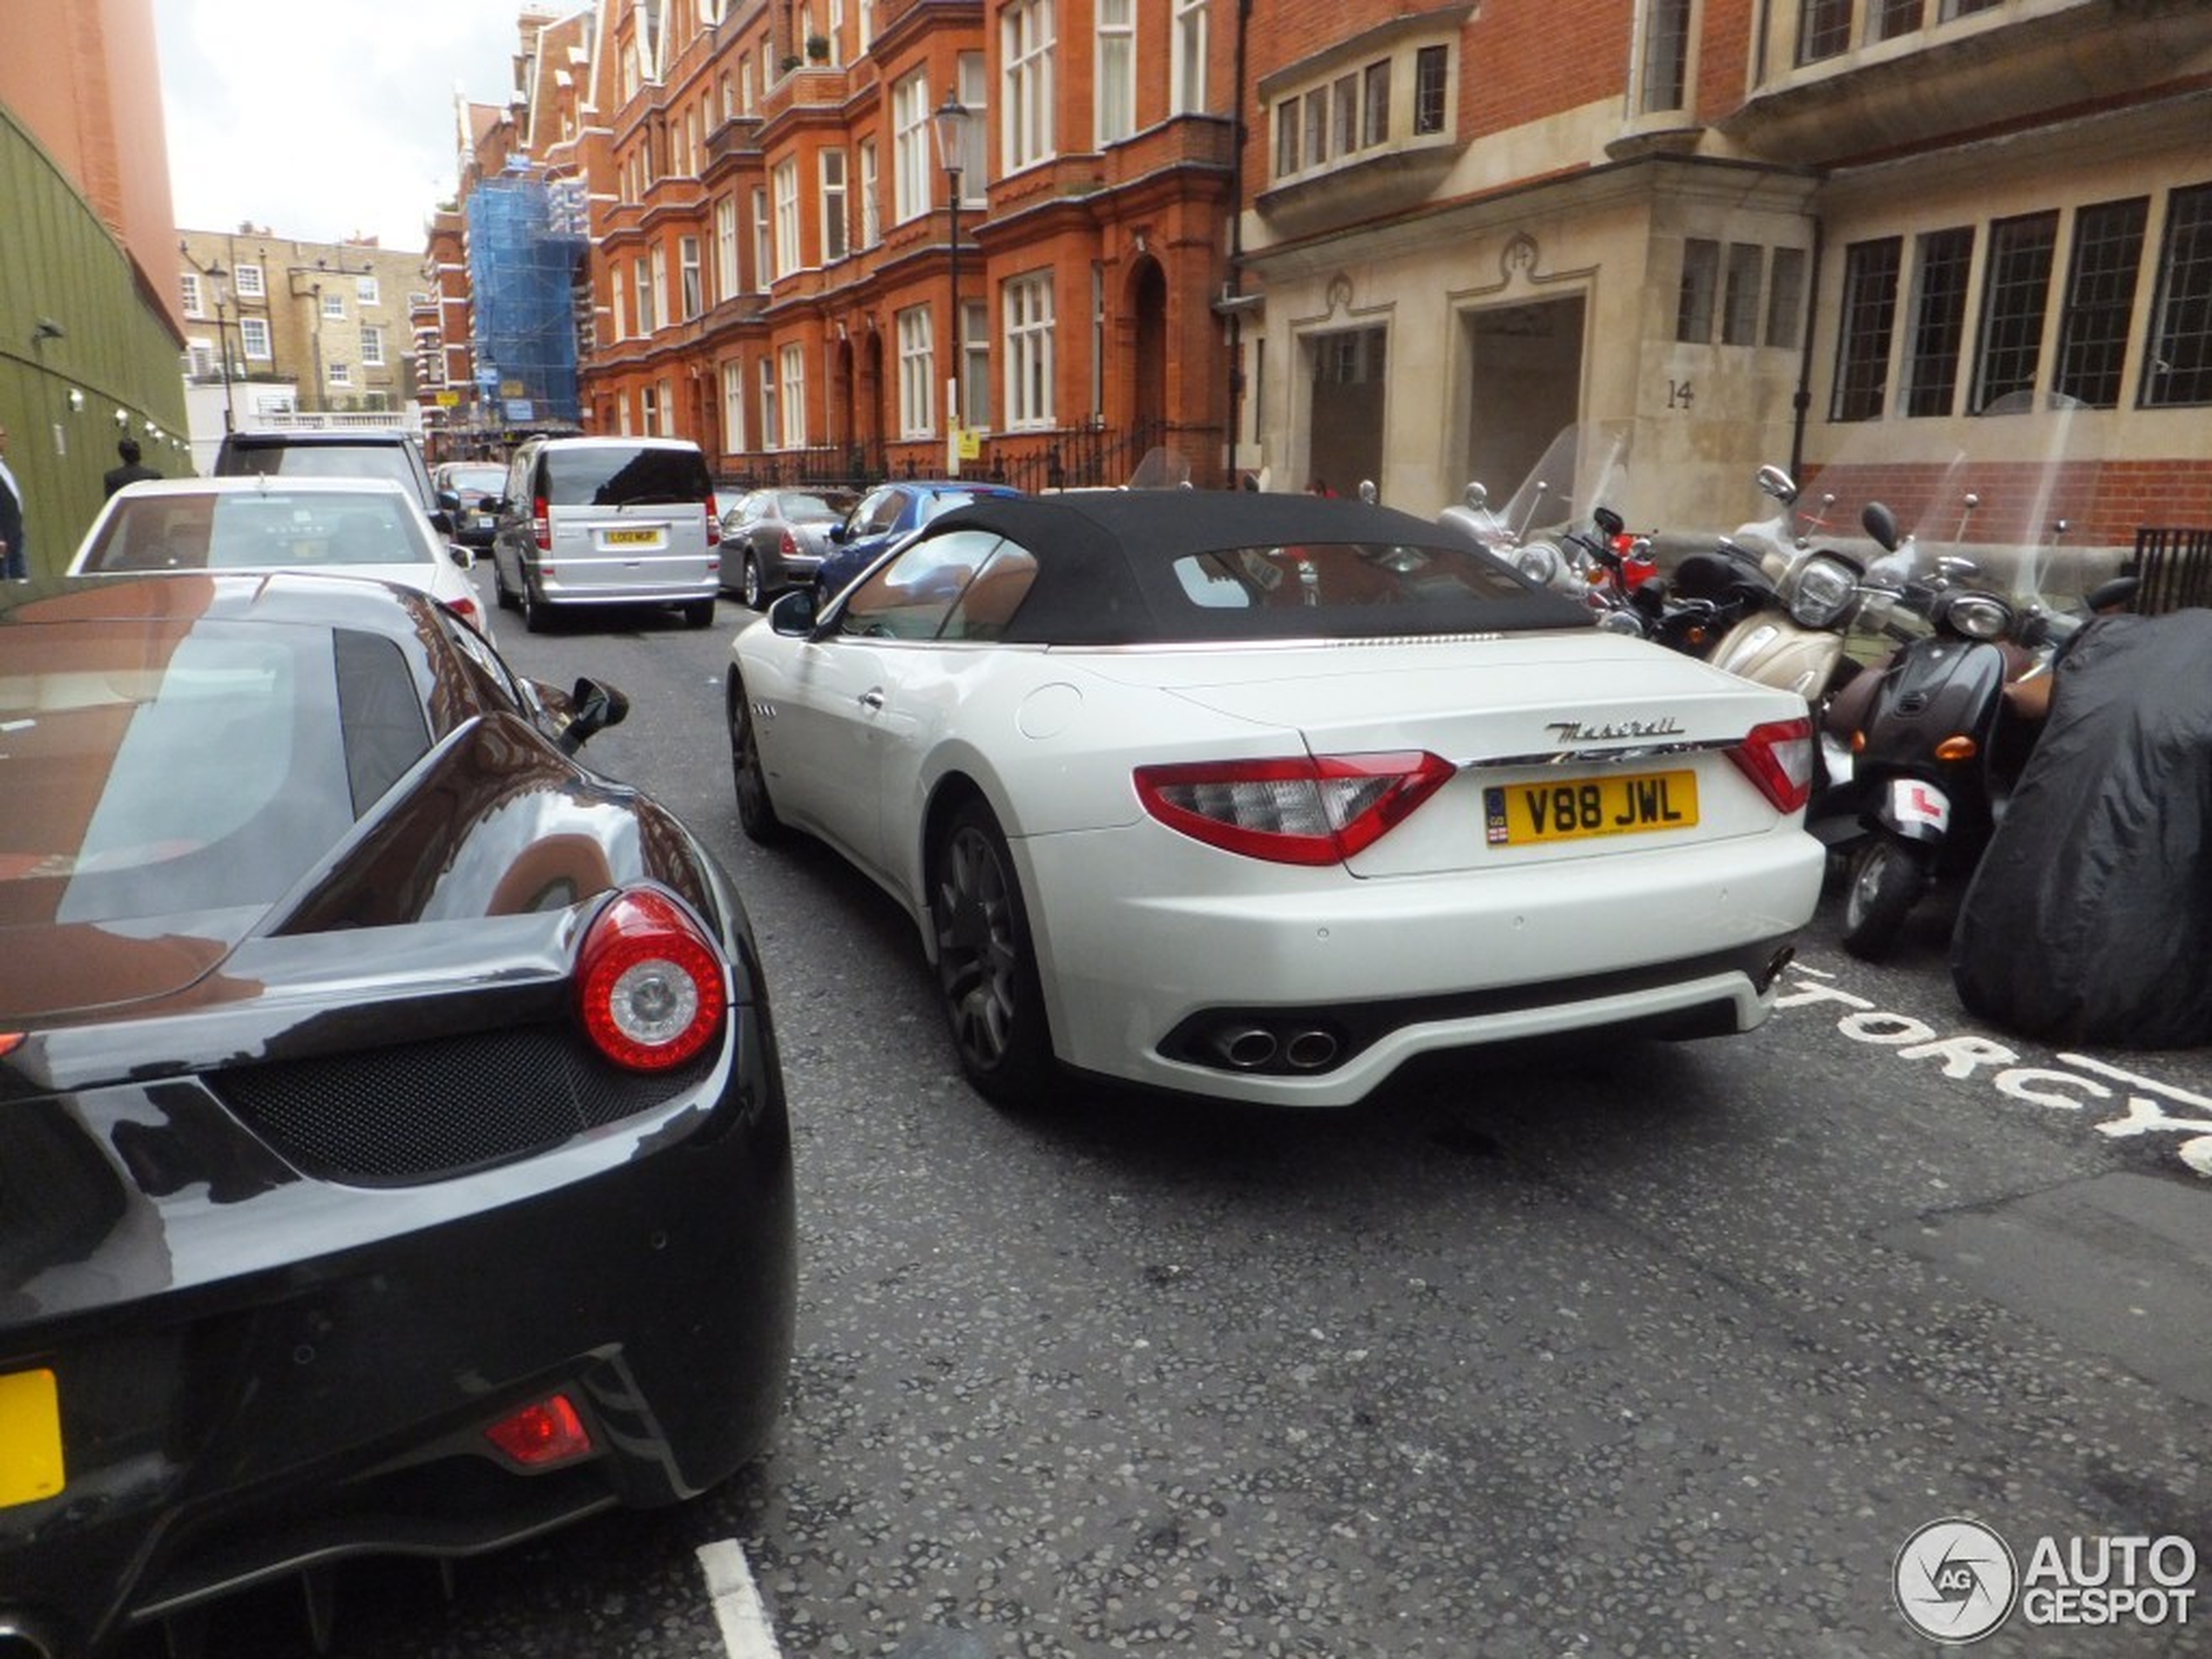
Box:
[1952,610,2212,1047]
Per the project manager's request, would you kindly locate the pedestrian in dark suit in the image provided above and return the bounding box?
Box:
[0,424,26,579]
[104,435,161,497]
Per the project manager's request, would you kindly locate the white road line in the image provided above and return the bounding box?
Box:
[2060,1054,2212,1112]
[696,1538,782,1659]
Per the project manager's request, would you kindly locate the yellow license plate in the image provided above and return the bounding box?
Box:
[604,528,660,547]
[1485,770,1698,845]
[0,1370,64,1507]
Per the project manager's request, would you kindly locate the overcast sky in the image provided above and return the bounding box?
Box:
[155,0,549,253]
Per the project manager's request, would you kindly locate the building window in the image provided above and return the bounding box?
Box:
[1171,0,1207,114]
[1361,63,1390,148]
[717,196,739,300]
[361,324,385,368]
[779,343,806,448]
[772,158,800,278]
[1097,0,1135,145]
[2144,182,2212,408]
[636,254,659,333]
[1905,227,1974,417]
[681,235,704,318]
[2055,197,2148,408]
[1331,74,1358,158]
[961,297,991,431]
[893,71,930,223]
[1723,244,1764,347]
[1676,238,1720,342]
[1833,236,1902,421]
[323,292,346,320]
[180,272,203,315]
[1797,0,1851,64]
[233,263,266,300]
[355,274,380,306]
[1303,88,1327,169]
[821,151,848,263]
[1973,211,2058,411]
[1004,271,1055,428]
[1873,0,1923,41]
[239,315,272,359]
[897,304,935,437]
[752,187,772,293]
[611,266,629,341]
[641,381,661,436]
[759,357,778,448]
[1413,46,1448,136]
[650,245,667,330]
[1640,0,1692,113]
[1003,0,1055,173]
[1274,98,1300,178]
[327,361,352,388]
[859,140,880,248]
[723,360,747,452]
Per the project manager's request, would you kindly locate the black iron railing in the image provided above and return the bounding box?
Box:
[2127,526,2212,614]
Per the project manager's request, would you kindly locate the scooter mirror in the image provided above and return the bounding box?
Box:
[1862,502,1902,552]
[1756,464,1798,505]
[1594,506,1625,538]
[1464,482,1488,511]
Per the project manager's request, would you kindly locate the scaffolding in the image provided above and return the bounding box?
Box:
[467,166,589,426]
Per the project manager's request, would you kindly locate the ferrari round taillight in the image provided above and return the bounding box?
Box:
[576,889,728,1070]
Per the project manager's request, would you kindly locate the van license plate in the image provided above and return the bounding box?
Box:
[1485,771,1698,845]
[0,1370,64,1507]
[604,528,660,547]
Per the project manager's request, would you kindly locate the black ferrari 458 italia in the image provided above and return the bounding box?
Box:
[0,575,796,1656]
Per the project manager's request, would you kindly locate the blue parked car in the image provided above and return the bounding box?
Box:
[813,479,1025,603]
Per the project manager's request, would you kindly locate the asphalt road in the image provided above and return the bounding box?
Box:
[158,590,2212,1659]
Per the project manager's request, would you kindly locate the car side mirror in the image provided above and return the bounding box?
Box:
[768,587,819,637]
[448,543,475,570]
[428,509,456,536]
[437,489,462,513]
[828,523,850,543]
[557,676,631,753]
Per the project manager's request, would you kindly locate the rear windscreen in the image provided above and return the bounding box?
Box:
[78,492,430,571]
[221,442,425,500]
[544,447,713,508]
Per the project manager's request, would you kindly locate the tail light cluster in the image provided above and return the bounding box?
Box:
[1725,717,1815,813]
[576,889,729,1070]
[530,496,551,554]
[1134,752,1454,866]
[705,495,721,548]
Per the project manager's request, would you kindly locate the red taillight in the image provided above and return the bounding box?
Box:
[531,496,551,553]
[576,889,728,1070]
[1134,752,1454,865]
[705,495,721,547]
[779,529,799,556]
[1727,717,1815,814]
[446,593,481,625]
[484,1393,594,1467]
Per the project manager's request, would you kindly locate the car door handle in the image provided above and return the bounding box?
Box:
[858,689,886,711]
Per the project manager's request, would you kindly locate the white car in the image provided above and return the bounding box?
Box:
[71,475,485,631]
[726,491,1825,1109]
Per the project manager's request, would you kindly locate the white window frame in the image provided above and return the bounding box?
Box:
[716,197,738,302]
[1097,0,1136,145]
[233,263,266,300]
[752,186,772,293]
[180,272,203,315]
[239,315,272,359]
[355,273,380,306]
[1171,0,1208,115]
[859,139,880,248]
[1002,0,1055,174]
[896,304,936,438]
[322,291,346,320]
[327,360,352,388]
[361,324,384,367]
[772,158,801,278]
[893,71,930,225]
[820,150,848,263]
[680,235,703,319]
[635,255,658,333]
[650,244,668,328]
[723,359,747,452]
[610,266,629,342]
[1004,270,1055,429]
[779,342,806,448]
[759,357,779,449]
[961,297,991,431]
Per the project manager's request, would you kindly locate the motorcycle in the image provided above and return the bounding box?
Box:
[1442,421,1657,618]
[1701,465,1867,703]
[1808,496,2135,961]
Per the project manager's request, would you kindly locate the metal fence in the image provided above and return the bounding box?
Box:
[2127,527,2212,614]
[714,417,1191,498]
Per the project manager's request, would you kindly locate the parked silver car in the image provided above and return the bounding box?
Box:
[488,436,722,631]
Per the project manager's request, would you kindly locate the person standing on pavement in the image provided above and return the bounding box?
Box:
[104,435,160,497]
[0,424,26,579]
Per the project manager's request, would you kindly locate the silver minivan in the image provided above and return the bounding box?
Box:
[489,436,721,631]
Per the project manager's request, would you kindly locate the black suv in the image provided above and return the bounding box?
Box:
[215,428,455,538]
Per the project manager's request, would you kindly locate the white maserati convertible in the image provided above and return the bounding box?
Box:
[725,490,1824,1108]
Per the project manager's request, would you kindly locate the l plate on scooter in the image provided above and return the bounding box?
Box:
[1889,778,1951,833]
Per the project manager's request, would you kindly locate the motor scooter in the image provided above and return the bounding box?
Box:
[1808,499,2134,961]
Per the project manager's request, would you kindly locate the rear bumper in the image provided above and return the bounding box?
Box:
[1018,820,1823,1106]
[0,1017,794,1654]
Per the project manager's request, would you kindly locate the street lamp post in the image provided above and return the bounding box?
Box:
[181,245,239,434]
[931,92,971,478]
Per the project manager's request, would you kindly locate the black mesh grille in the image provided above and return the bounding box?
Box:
[209,1025,714,1186]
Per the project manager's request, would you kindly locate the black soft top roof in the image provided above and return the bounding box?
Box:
[919,490,1591,644]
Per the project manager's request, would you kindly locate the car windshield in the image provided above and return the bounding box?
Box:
[546,447,712,507]
[224,442,425,500]
[78,491,432,571]
[442,467,505,497]
[0,617,414,926]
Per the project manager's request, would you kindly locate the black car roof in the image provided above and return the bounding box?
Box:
[914,489,1591,644]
